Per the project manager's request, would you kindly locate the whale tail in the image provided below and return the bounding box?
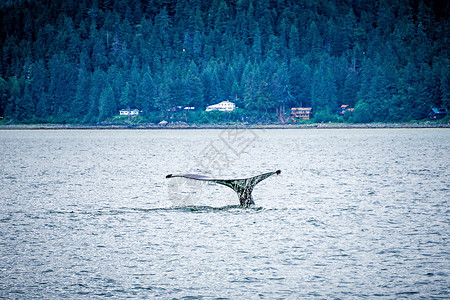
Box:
[166,170,281,206]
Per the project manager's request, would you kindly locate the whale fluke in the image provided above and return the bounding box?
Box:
[166,170,281,206]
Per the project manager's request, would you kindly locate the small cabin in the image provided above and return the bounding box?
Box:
[337,104,354,115]
[119,108,140,116]
[290,107,312,120]
[429,108,448,120]
[205,100,236,112]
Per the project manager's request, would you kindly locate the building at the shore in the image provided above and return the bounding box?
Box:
[205,100,236,112]
[429,108,448,119]
[290,107,312,120]
[337,104,354,115]
[119,108,140,116]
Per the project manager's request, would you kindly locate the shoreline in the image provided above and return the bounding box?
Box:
[0,122,449,130]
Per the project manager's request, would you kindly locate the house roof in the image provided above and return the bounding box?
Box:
[431,108,447,114]
[120,108,139,111]
[291,107,312,111]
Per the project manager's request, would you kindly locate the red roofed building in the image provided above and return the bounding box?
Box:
[290,107,312,120]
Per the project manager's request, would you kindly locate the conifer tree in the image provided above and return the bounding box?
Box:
[0,0,448,123]
[98,84,116,121]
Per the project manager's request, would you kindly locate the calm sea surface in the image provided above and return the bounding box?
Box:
[0,129,449,298]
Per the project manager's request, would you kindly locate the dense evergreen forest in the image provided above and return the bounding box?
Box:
[0,0,449,124]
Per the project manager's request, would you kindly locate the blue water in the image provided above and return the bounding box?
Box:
[0,129,449,298]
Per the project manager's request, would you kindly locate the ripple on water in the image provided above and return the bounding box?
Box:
[0,129,449,299]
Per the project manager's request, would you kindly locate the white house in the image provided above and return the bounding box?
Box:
[205,100,236,112]
[119,108,140,116]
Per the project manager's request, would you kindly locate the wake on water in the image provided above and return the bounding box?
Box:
[133,205,266,213]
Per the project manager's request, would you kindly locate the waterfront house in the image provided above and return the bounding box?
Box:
[337,104,354,115]
[119,108,140,116]
[205,100,236,112]
[429,108,448,120]
[290,107,312,120]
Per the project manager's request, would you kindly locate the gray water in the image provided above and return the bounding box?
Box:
[0,129,449,299]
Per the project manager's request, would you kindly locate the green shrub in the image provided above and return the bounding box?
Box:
[312,109,338,123]
[353,102,374,123]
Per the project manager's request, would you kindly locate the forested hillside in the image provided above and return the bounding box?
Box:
[0,0,449,124]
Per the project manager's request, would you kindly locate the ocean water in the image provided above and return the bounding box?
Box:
[0,128,449,298]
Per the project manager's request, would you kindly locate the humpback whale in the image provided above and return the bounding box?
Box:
[166,170,281,207]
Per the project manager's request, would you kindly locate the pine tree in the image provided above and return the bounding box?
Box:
[154,7,172,59]
[48,53,75,116]
[7,76,20,120]
[71,52,90,119]
[183,60,203,108]
[439,55,450,109]
[98,84,116,121]
[288,24,300,59]
[251,26,262,62]
[119,82,131,108]
[289,57,312,108]
[90,25,108,70]
[29,59,48,121]
[201,59,220,106]
[136,67,156,113]
[272,62,293,116]
[311,56,338,112]
[84,68,105,123]
[0,76,8,118]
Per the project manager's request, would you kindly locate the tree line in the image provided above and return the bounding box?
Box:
[0,0,449,124]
